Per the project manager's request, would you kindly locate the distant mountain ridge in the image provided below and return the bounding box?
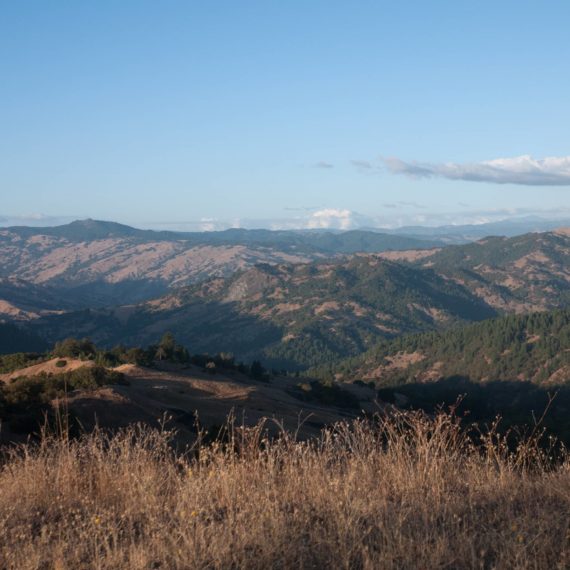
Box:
[0,219,439,309]
[384,216,570,242]
[6,215,570,243]
[3,218,439,250]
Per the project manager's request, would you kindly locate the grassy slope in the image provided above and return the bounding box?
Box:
[0,411,568,569]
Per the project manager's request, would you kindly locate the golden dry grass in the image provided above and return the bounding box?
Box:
[0,411,569,569]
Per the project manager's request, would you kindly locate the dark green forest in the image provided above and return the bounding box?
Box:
[311,308,570,386]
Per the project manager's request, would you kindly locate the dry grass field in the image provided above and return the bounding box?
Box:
[0,410,569,569]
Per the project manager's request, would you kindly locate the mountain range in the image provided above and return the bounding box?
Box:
[1,219,570,444]
[1,226,563,370]
[0,219,440,311]
[3,217,568,316]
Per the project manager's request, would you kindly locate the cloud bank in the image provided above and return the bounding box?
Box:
[382,155,570,186]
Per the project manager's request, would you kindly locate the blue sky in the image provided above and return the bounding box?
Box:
[2,1,570,230]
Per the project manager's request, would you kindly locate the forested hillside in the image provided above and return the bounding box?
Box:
[418,229,570,312]
[309,309,570,442]
[312,308,570,385]
[0,323,48,354]
[33,257,496,368]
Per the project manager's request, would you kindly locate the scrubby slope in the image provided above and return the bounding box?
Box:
[420,229,570,312]
[35,257,496,369]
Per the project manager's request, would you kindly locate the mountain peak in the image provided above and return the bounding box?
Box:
[43,219,144,241]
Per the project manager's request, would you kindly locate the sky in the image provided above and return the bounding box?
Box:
[2,1,570,231]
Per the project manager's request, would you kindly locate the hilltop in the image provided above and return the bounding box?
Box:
[0,339,372,445]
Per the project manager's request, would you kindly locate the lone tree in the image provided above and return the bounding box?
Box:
[157,332,176,359]
[154,332,190,363]
[250,360,267,382]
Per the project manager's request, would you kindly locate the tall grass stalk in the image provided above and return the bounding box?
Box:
[0,410,568,569]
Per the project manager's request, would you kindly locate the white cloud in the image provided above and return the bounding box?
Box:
[145,206,570,233]
[382,154,570,186]
[198,217,219,232]
[306,208,370,230]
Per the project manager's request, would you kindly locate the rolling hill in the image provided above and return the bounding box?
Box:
[33,256,497,368]
[0,219,439,307]
[0,349,373,445]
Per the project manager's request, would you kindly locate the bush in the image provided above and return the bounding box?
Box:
[292,380,359,409]
[55,360,67,368]
[0,352,45,374]
[53,338,97,360]
[1,366,126,411]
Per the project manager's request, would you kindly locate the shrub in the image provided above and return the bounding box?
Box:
[2,366,125,411]
[292,380,359,409]
[53,338,97,359]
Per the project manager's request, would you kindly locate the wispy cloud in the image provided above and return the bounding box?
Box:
[350,159,373,170]
[382,155,570,186]
[283,206,322,212]
[382,201,426,210]
[313,161,334,169]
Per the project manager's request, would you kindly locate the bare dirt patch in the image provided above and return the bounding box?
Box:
[314,301,340,315]
[0,358,95,382]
